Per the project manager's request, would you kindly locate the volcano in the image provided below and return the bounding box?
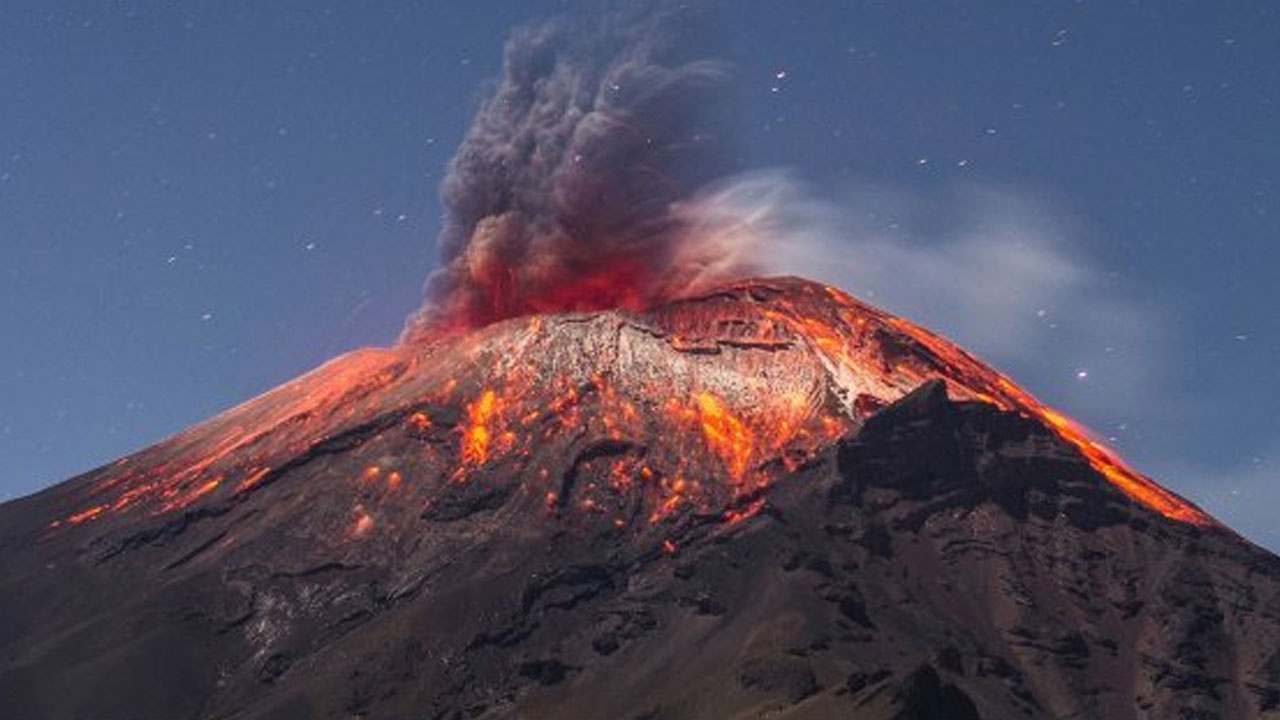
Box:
[2,276,1279,720]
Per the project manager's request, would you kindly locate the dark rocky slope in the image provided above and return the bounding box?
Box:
[1,279,1277,719]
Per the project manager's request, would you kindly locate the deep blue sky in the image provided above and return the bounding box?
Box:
[2,2,1277,548]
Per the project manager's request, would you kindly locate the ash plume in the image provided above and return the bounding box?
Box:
[402,2,747,341]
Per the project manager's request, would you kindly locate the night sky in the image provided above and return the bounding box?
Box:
[2,2,1277,549]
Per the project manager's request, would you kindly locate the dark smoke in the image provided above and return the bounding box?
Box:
[402,1,746,341]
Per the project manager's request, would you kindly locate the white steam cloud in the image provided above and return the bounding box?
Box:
[676,170,1169,422]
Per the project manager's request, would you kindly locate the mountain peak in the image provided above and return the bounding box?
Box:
[2,276,1267,720]
[28,276,1211,541]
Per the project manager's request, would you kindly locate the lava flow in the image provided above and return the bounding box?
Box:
[46,276,1214,535]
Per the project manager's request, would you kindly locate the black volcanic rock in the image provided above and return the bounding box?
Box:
[1,278,1278,719]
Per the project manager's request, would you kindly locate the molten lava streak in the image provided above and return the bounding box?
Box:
[46,277,1214,534]
[692,392,753,481]
[815,286,1213,527]
[461,389,499,468]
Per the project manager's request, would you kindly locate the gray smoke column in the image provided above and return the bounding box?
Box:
[402,2,748,341]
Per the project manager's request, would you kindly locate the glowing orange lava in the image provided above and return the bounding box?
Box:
[692,392,753,481]
[461,388,499,468]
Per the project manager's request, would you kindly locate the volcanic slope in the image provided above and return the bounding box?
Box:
[1,277,1278,720]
